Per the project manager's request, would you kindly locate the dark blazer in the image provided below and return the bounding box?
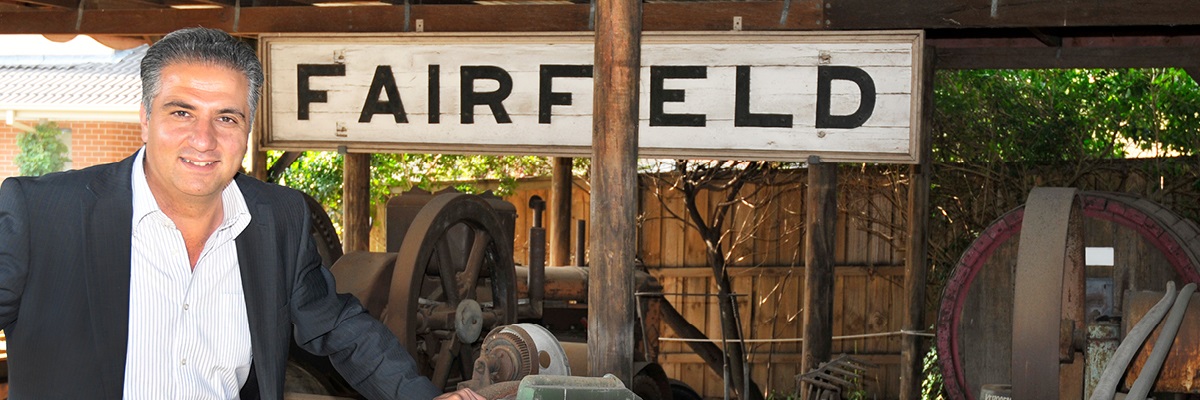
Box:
[0,154,440,400]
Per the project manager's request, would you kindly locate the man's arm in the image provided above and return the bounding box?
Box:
[0,178,31,330]
[288,201,441,400]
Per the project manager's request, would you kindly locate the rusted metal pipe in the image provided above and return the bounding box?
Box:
[574,219,586,267]
[528,196,547,318]
[1126,283,1199,397]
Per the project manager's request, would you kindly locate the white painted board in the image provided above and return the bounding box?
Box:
[261,31,924,163]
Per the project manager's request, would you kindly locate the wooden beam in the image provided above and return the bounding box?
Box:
[1027,28,1062,48]
[549,157,573,267]
[8,0,75,9]
[1187,67,1200,84]
[935,45,1200,70]
[343,152,371,252]
[266,151,303,182]
[899,45,934,400]
[827,0,1200,29]
[588,0,639,383]
[0,2,820,34]
[800,158,837,400]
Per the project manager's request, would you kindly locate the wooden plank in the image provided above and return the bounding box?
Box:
[653,265,905,278]
[781,181,805,266]
[935,45,1200,70]
[958,237,1017,398]
[0,2,822,35]
[889,270,905,354]
[728,182,757,267]
[660,276,684,355]
[864,274,891,352]
[660,189,686,269]
[827,0,1200,29]
[641,180,664,268]
[660,352,902,365]
[683,188,710,268]
[831,273,846,355]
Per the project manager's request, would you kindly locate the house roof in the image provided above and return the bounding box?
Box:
[0,45,144,115]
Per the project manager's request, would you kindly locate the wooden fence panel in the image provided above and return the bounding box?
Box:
[487,168,908,398]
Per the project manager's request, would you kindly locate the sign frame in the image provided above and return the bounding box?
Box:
[260,30,925,163]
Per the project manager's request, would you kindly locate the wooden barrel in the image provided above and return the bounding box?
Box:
[935,191,1200,400]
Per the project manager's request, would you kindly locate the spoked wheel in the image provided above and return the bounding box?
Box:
[302,191,344,267]
[385,193,517,391]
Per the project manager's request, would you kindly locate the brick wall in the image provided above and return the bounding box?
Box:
[0,120,143,179]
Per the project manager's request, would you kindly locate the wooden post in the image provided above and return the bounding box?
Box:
[589,0,640,383]
[899,46,935,400]
[248,120,267,181]
[800,157,837,399]
[550,157,573,266]
[343,152,371,253]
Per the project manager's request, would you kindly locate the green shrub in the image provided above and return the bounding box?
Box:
[15,121,70,176]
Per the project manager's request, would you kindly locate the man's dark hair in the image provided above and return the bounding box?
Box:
[140,27,264,126]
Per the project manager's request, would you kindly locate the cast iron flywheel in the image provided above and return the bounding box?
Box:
[384,192,517,390]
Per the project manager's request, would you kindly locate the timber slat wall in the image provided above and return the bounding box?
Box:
[487,168,909,399]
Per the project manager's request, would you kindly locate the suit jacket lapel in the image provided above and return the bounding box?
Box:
[236,176,283,400]
[83,156,135,399]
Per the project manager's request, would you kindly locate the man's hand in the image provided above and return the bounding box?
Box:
[433,388,487,400]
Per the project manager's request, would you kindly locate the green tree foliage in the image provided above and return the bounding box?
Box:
[925,69,1200,399]
[15,121,71,176]
[271,151,563,227]
[934,68,1200,164]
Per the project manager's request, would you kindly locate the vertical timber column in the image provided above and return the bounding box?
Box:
[248,123,267,181]
[589,0,641,383]
[899,45,934,400]
[800,157,837,399]
[550,157,573,266]
[343,152,371,253]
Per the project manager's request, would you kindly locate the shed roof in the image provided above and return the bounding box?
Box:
[0,45,144,112]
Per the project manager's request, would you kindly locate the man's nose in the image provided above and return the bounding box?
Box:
[189,119,219,151]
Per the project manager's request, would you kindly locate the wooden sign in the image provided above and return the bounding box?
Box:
[261,31,924,163]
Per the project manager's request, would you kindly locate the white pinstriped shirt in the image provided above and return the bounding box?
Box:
[123,148,254,399]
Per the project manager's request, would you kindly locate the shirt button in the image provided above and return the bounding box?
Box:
[183,303,189,310]
[181,358,187,365]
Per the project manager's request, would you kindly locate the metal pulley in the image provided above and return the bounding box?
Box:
[1010,187,1088,399]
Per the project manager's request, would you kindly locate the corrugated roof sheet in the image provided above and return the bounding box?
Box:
[0,45,144,109]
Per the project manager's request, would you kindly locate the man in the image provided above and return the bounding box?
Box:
[0,28,482,399]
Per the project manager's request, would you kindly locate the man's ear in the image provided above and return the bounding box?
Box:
[139,104,150,143]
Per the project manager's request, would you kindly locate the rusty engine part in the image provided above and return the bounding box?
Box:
[315,189,681,399]
[458,323,571,393]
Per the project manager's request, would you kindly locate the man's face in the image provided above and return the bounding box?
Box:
[140,62,250,207]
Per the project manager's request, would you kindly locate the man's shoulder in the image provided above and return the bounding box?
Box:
[3,160,127,194]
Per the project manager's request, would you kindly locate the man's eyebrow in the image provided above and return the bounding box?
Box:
[162,100,196,110]
[218,108,248,120]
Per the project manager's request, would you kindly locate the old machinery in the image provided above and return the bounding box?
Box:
[936,189,1200,400]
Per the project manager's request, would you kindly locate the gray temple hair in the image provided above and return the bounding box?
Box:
[140,27,265,126]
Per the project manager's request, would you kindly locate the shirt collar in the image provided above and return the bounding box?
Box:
[131,146,252,232]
